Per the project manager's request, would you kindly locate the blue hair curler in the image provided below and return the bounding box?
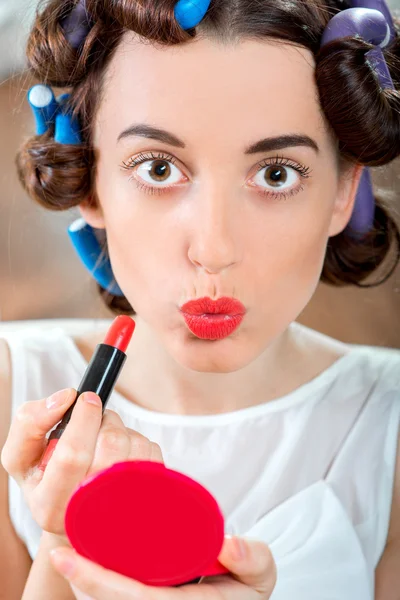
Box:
[68,218,125,296]
[62,0,212,43]
[28,84,59,135]
[174,0,212,29]
[54,93,82,145]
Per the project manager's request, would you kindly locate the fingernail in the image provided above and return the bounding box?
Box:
[82,392,102,407]
[228,535,248,561]
[46,388,73,409]
[50,548,76,578]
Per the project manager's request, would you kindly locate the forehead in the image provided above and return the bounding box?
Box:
[96,32,325,148]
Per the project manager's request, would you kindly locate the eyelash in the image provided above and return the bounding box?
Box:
[120,151,312,200]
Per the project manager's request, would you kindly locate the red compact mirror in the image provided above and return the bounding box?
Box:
[65,460,229,587]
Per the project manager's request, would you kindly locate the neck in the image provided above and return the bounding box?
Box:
[112,317,302,416]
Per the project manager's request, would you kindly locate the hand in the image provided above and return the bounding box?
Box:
[1,388,164,540]
[50,534,277,599]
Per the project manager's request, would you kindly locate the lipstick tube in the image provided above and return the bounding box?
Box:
[39,316,135,470]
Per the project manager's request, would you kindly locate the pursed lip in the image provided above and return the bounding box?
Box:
[180,296,246,316]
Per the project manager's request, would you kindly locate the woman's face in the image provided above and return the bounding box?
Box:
[82,33,362,372]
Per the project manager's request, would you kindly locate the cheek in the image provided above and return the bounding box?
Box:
[101,170,333,318]
[251,199,331,309]
[97,166,171,276]
[104,208,178,303]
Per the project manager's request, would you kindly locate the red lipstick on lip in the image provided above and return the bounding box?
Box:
[180,296,245,341]
[38,316,136,471]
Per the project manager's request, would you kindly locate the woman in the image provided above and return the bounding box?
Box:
[1,0,400,598]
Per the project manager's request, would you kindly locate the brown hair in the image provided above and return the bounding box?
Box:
[16,0,400,315]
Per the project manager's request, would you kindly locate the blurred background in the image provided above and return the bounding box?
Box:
[0,0,399,346]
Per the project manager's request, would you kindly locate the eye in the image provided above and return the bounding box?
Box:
[121,151,187,195]
[121,151,312,198]
[248,155,311,200]
[136,159,182,186]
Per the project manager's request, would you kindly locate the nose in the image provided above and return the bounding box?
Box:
[187,184,241,274]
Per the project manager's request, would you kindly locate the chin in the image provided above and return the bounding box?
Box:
[169,329,259,374]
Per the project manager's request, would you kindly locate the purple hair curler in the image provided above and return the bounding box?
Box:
[321,2,396,237]
[321,7,394,89]
[349,0,396,44]
[347,168,377,238]
[365,46,394,89]
[61,0,92,49]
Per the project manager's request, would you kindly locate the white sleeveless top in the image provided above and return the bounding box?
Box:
[3,321,400,599]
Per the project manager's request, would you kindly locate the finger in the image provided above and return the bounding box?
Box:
[87,410,131,473]
[1,388,77,480]
[217,536,276,597]
[128,429,164,464]
[52,547,247,600]
[34,392,103,512]
[50,547,163,600]
[88,411,164,474]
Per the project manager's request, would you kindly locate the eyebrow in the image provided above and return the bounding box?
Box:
[117,124,320,154]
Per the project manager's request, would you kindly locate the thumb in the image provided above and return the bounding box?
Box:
[217,535,277,597]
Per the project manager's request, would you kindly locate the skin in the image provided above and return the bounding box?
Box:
[79,32,362,416]
[3,32,398,600]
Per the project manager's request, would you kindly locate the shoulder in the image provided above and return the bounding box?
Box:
[0,323,96,417]
[292,322,400,392]
[0,337,12,444]
[367,344,400,594]
[346,344,400,392]
[72,327,109,364]
[0,337,32,596]
[389,438,400,542]
[375,432,400,598]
